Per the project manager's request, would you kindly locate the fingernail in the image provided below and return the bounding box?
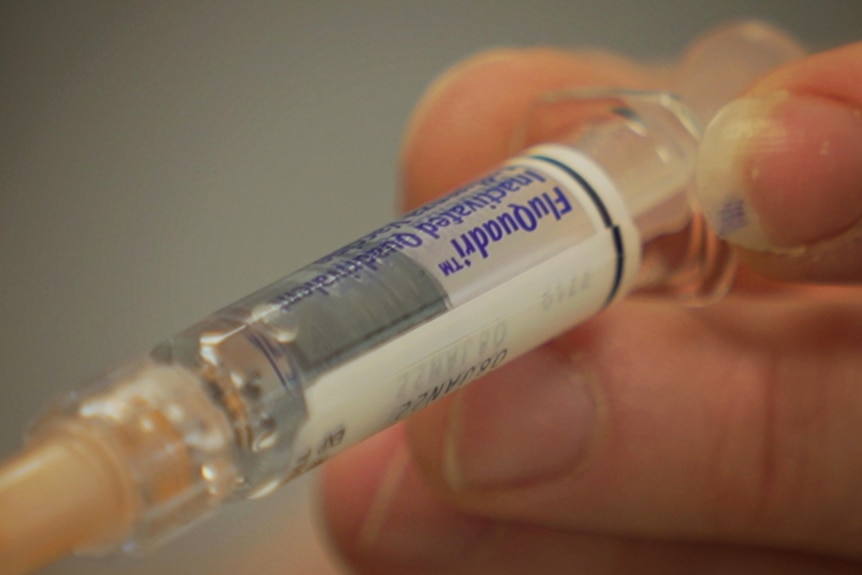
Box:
[358,445,494,566]
[695,92,862,252]
[444,346,600,490]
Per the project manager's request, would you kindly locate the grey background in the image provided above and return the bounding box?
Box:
[0,2,858,574]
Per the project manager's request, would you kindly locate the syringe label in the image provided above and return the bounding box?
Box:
[281,145,642,472]
[235,146,628,387]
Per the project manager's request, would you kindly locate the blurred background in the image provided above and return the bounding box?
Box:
[0,2,859,574]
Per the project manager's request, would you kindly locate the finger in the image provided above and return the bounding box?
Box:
[694,43,862,282]
[400,47,652,210]
[321,426,497,573]
[389,41,862,560]
[321,425,862,575]
[401,292,862,559]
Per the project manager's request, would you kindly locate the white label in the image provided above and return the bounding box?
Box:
[281,144,642,477]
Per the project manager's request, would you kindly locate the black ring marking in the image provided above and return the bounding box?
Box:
[528,154,625,307]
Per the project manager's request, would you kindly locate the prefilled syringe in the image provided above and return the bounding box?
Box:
[0,22,804,575]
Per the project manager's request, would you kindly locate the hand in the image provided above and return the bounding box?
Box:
[321,42,862,574]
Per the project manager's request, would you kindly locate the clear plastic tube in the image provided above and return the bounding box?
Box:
[0,21,805,575]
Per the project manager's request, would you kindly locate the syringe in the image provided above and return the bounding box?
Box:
[0,22,804,575]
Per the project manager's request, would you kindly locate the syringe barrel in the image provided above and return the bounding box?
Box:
[28,140,646,554]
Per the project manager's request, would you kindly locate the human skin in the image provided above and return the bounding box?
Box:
[322,43,862,574]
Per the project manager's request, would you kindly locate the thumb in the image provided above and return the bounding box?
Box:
[694,42,862,282]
